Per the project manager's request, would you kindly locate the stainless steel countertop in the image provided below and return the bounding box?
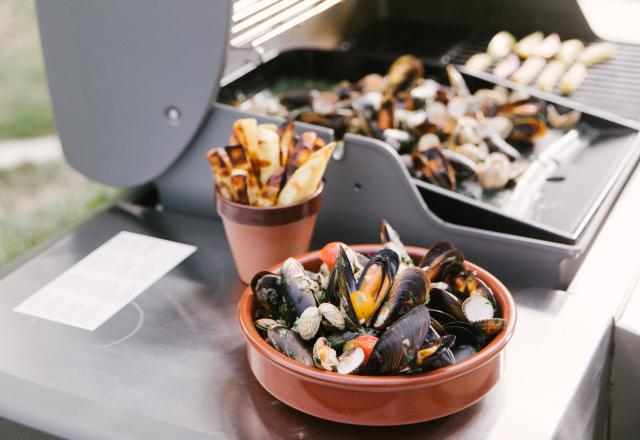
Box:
[0,198,620,440]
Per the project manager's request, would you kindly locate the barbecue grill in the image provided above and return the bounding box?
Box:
[1,1,640,438]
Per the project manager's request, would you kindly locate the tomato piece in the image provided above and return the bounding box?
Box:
[352,335,378,365]
[319,241,346,270]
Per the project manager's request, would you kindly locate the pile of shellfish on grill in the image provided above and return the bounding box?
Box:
[465,30,617,95]
[251,220,507,375]
[236,54,584,199]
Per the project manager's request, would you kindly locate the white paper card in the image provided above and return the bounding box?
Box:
[14,231,197,331]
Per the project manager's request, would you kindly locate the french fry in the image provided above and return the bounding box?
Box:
[279,120,296,170]
[259,123,279,133]
[225,145,261,204]
[230,118,261,183]
[257,124,281,185]
[278,143,335,206]
[260,166,285,205]
[206,148,233,199]
[230,169,250,205]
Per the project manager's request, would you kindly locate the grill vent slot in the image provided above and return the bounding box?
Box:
[231,0,343,48]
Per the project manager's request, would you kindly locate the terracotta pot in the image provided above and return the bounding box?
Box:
[216,185,323,284]
[237,245,517,425]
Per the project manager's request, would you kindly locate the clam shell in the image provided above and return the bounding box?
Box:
[318,302,345,331]
[297,306,322,341]
[337,346,365,375]
[313,337,339,371]
[473,318,507,335]
[462,296,495,322]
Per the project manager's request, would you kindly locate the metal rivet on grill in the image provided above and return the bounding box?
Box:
[165,106,181,122]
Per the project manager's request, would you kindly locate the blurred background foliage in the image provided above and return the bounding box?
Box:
[0,0,120,270]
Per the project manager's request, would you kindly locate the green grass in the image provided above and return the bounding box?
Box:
[0,0,54,139]
[0,161,121,267]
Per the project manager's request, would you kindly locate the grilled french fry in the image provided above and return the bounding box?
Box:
[487,31,515,59]
[206,148,234,199]
[260,166,286,205]
[257,124,281,185]
[510,56,546,85]
[260,123,279,133]
[278,143,335,206]
[557,39,584,64]
[225,145,261,204]
[536,60,566,92]
[515,31,544,58]
[579,42,617,66]
[560,62,587,95]
[465,53,492,72]
[230,118,261,182]
[279,120,296,169]
[230,169,250,205]
[531,33,561,59]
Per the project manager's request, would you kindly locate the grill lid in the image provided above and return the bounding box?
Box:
[36,0,231,186]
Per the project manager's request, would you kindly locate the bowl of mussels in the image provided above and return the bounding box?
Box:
[237,220,516,425]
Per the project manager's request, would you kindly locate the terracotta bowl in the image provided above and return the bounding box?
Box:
[237,245,517,426]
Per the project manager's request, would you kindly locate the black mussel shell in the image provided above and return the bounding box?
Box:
[267,324,314,367]
[372,266,430,329]
[429,308,458,326]
[356,249,399,316]
[420,244,464,282]
[428,287,465,321]
[440,262,470,298]
[412,147,457,190]
[442,149,478,180]
[280,258,318,321]
[413,327,456,371]
[443,321,485,351]
[251,271,290,321]
[326,247,359,328]
[366,305,431,374]
[326,331,362,351]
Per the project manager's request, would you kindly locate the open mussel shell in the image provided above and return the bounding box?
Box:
[251,271,289,321]
[414,332,456,371]
[366,305,431,374]
[281,258,318,320]
[353,248,399,325]
[254,318,280,337]
[442,149,478,181]
[326,247,359,328]
[440,262,470,298]
[267,324,314,367]
[473,318,507,335]
[429,308,457,327]
[326,330,363,351]
[419,242,464,282]
[413,146,457,191]
[313,337,339,371]
[386,54,424,95]
[379,219,414,267]
[444,321,485,352]
[428,287,465,321]
[508,117,548,143]
[372,267,430,329]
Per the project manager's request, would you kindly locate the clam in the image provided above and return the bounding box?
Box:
[462,295,495,322]
[372,267,430,329]
[478,152,511,190]
[417,133,441,152]
[313,337,339,371]
[318,302,345,331]
[546,104,581,129]
[337,346,366,375]
[473,318,507,335]
[359,73,385,94]
[281,258,318,319]
[367,305,431,374]
[297,306,322,340]
[268,325,314,367]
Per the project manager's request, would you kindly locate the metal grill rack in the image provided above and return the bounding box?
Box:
[450,33,640,129]
[230,0,344,48]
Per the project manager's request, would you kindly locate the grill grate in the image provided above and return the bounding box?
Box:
[230,0,343,48]
[450,33,640,128]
